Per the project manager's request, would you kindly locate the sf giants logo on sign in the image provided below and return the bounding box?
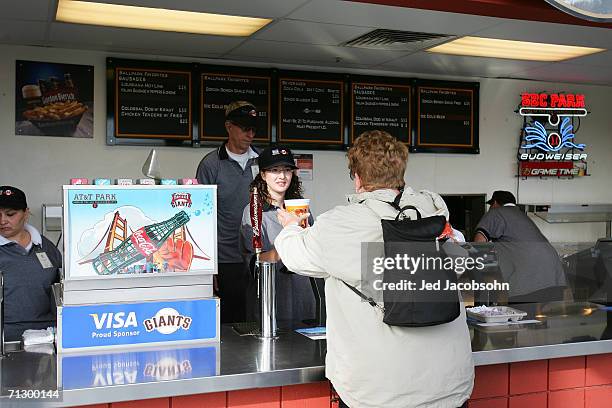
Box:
[171,193,192,208]
[130,228,157,256]
[143,308,192,334]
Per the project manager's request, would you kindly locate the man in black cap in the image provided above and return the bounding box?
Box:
[0,186,62,340]
[196,101,260,323]
[475,190,567,303]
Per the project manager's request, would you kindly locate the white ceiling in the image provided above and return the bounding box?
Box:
[1,0,611,85]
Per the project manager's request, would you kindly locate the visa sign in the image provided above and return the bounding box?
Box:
[90,312,138,329]
[60,299,218,351]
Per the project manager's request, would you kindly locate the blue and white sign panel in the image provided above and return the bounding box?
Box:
[61,345,218,389]
[59,298,218,351]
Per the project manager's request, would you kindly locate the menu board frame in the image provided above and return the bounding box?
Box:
[277,70,347,150]
[198,64,272,146]
[413,79,479,154]
[348,75,412,146]
[105,58,480,154]
[107,58,197,147]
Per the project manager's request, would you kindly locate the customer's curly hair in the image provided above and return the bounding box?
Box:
[348,130,408,191]
[250,171,304,206]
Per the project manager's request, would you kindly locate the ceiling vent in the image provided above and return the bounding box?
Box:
[343,29,455,52]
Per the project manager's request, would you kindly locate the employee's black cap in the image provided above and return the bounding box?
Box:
[0,186,28,210]
[257,146,298,170]
[226,104,258,129]
[487,190,516,205]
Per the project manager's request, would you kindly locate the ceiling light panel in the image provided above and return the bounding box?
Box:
[56,0,272,36]
[427,36,604,62]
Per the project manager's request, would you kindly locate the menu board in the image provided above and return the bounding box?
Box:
[351,82,411,144]
[416,85,477,152]
[200,72,271,142]
[278,78,343,145]
[114,67,192,139]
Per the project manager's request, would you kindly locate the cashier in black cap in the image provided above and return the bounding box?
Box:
[0,186,61,341]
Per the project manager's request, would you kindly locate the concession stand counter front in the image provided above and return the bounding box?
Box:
[0,301,611,407]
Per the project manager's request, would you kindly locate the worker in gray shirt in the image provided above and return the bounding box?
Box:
[0,186,61,341]
[196,101,260,323]
[475,190,567,303]
[239,146,317,327]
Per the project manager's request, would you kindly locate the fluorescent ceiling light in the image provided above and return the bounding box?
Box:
[427,36,605,62]
[56,0,271,37]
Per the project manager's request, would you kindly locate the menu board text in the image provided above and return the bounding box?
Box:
[115,68,191,139]
[278,79,343,144]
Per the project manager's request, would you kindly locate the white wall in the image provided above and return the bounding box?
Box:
[1,44,611,243]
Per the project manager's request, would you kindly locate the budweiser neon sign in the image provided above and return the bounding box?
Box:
[517,92,588,177]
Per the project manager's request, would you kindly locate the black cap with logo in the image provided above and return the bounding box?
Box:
[226,104,258,129]
[257,146,298,170]
[487,190,517,206]
[0,186,28,210]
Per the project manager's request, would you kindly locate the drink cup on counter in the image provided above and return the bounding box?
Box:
[284,198,310,228]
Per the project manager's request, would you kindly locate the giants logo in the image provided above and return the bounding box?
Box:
[143,308,192,334]
[171,193,192,208]
[130,228,157,256]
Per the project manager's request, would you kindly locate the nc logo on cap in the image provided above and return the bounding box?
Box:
[249,109,256,117]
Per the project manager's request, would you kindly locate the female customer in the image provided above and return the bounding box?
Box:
[274,131,474,408]
[0,186,61,341]
[239,146,316,328]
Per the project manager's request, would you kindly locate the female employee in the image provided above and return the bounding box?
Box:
[239,147,316,328]
[0,186,61,341]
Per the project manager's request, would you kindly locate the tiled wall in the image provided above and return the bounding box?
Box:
[72,382,332,408]
[73,353,612,408]
[469,354,612,408]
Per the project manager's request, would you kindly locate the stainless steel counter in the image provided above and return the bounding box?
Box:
[1,302,611,407]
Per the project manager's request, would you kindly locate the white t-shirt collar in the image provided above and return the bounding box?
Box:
[0,223,42,250]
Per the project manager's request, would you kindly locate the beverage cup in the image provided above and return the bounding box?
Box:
[284,198,310,228]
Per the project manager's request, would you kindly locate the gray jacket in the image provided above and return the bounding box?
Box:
[275,188,474,408]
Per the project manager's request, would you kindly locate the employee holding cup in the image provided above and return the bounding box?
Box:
[239,146,316,327]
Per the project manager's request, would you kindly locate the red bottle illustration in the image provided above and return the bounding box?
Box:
[92,211,190,275]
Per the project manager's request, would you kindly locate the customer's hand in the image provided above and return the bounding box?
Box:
[277,209,310,228]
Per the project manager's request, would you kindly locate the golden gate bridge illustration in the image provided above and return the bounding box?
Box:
[78,210,210,275]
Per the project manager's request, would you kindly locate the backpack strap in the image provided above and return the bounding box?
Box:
[358,194,423,221]
[386,194,422,221]
[342,281,384,312]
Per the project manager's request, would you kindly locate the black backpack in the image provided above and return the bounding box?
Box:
[344,195,461,327]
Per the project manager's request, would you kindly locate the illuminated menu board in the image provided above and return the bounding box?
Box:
[278,78,344,145]
[114,66,191,139]
[351,81,411,145]
[200,72,271,143]
[415,82,479,153]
